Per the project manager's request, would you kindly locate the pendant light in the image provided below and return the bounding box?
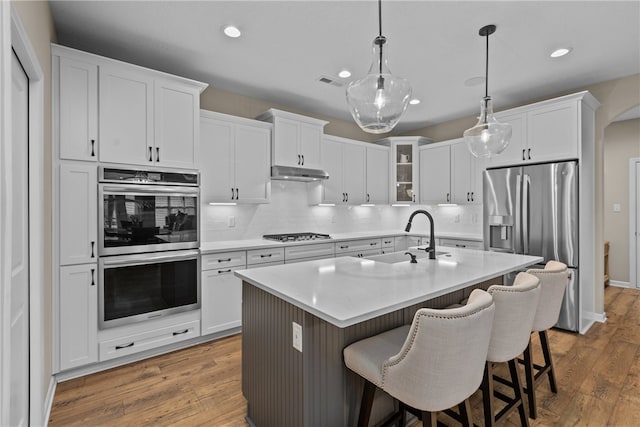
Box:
[464,24,512,158]
[346,0,412,134]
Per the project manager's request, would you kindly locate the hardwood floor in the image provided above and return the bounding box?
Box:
[49,286,640,426]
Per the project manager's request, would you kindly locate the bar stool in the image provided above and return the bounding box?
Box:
[343,289,495,427]
[481,272,540,427]
[522,261,570,418]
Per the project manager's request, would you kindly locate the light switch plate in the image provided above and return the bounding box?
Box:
[228,216,236,227]
[292,322,302,352]
[613,204,621,213]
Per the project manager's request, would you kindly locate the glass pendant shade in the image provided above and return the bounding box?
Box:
[346,36,412,134]
[464,96,512,158]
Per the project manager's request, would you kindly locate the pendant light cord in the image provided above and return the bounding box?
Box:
[378,0,383,75]
[484,30,489,98]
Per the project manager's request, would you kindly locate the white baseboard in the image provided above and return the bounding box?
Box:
[43,376,56,426]
[610,280,633,288]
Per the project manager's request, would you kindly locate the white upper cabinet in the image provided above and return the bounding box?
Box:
[491,93,594,168]
[57,56,98,161]
[365,144,389,204]
[256,109,328,170]
[59,162,97,266]
[419,143,451,204]
[99,64,154,166]
[53,45,207,170]
[200,111,271,204]
[154,79,200,169]
[450,140,485,204]
[319,136,366,205]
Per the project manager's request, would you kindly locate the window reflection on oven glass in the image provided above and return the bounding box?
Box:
[103,194,198,247]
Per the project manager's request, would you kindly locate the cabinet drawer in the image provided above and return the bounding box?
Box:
[341,248,382,258]
[202,251,246,270]
[336,238,382,254]
[247,247,285,265]
[439,238,483,250]
[381,238,395,249]
[285,243,335,261]
[99,320,200,361]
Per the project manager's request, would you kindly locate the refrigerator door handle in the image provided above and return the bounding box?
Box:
[523,173,531,254]
[515,173,522,254]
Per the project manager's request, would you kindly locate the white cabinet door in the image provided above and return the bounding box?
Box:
[342,142,366,205]
[321,137,344,204]
[154,79,199,169]
[392,142,420,204]
[59,163,97,266]
[299,122,322,169]
[201,267,243,335]
[450,141,473,204]
[470,155,487,204]
[272,116,300,167]
[527,101,578,162]
[491,112,526,167]
[200,116,235,203]
[99,65,154,166]
[366,145,389,204]
[419,144,450,203]
[58,57,97,161]
[234,124,271,203]
[59,263,98,370]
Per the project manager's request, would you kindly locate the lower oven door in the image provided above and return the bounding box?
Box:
[99,249,200,329]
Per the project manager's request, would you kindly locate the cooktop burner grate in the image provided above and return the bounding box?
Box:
[263,232,332,242]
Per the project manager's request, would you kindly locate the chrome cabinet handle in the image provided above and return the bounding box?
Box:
[173,329,189,336]
[90,241,95,258]
[148,147,153,162]
[156,147,160,162]
[90,268,95,286]
[116,342,134,350]
[90,139,95,157]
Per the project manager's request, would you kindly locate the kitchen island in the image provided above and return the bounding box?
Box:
[236,248,542,427]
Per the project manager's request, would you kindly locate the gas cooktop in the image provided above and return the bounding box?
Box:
[263,232,332,243]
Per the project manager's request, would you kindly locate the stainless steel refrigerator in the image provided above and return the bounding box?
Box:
[483,160,579,331]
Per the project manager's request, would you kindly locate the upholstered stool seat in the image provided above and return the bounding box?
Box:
[344,289,495,427]
[522,261,570,419]
[481,272,540,427]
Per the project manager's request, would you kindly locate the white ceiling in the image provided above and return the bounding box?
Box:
[49,0,640,133]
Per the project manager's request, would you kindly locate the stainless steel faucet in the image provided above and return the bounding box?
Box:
[404,210,436,260]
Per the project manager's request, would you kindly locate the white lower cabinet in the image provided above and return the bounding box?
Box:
[284,243,335,263]
[201,259,245,336]
[99,319,200,361]
[439,238,484,250]
[59,264,98,371]
[336,238,382,257]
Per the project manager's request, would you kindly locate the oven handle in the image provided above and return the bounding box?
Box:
[100,184,199,196]
[101,249,200,267]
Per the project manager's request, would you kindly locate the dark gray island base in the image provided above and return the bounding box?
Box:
[241,277,501,427]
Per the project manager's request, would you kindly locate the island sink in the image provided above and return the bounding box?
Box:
[365,250,450,264]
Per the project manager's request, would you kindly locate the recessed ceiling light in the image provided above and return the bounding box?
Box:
[464,76,485,87]
[409,98,421,105]
[338,69,351,78]
[223,25,241,38]
[550,47,572,58]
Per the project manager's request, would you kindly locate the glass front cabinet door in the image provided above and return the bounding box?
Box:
[377,136,431,204]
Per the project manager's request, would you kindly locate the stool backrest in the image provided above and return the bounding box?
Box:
[486,272,540,363]
[382,289,495,412]
[527,261,570,332]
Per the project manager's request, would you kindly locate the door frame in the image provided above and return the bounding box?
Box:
[1,4,47,425]
[631,158,640,288]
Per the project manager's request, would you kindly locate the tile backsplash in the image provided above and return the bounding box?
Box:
[202,181,482,242]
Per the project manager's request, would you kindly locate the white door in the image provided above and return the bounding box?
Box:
[320,137,344,204]
[234,124,271,203]
[342,143,366,205]
[365,145,389,204]
[200,117,234,203]
[10,49,30,427]
[450,142,472,204]
[420,144,451,204]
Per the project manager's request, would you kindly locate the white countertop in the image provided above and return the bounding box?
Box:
[235,247,542,328]
[200,230,483,253]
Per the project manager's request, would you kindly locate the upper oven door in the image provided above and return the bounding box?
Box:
[99,183,200,255]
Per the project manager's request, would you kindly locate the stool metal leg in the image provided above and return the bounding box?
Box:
[523,338,537,419]
[358,380,376,427]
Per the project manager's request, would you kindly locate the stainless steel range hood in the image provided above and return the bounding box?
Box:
[271,165,329,182]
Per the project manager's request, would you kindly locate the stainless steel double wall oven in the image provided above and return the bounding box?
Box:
[98,167,201,329]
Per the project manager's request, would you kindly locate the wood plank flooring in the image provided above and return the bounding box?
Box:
[49,286,640,426]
